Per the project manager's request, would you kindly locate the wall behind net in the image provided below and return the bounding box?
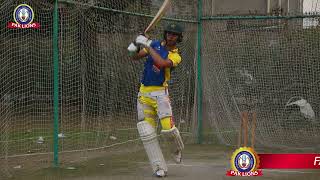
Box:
[1,0,198,177]
[202,16,320,149]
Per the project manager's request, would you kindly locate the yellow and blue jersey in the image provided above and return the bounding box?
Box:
[140,40,181,93]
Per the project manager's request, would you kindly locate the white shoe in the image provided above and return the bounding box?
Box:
[154,169,166,177]
[172,150,182,164]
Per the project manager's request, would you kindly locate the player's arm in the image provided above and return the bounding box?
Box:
[147,47,182,68]
[127,41,148,61]
[130,48,148,61]
[146,47,173,68]
[134,34,181,67]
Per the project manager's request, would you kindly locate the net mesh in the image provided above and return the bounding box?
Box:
[0,0,54,177]
[0,0,197,177]
[202,18,320,150]
[57,0,196,154]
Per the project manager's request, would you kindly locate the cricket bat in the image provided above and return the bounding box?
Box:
[144,0,171,35]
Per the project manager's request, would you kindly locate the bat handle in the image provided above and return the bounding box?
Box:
[140,30,150,38]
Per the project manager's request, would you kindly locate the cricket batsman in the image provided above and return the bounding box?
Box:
[127,23,185,177]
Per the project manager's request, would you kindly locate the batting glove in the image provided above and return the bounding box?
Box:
[135,35,152,47]
[127,42,139,53]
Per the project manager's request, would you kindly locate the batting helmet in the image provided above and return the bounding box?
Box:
[163,23,184,43]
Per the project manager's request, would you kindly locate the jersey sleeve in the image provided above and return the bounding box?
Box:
[168,51,182,67]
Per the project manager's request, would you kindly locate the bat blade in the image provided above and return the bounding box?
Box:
[144,0,171,34]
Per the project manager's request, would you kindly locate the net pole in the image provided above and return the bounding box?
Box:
[53,0,60,167]
[197,0,203,144]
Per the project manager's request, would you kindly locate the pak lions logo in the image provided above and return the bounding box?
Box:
[226,147,263,176]
[235,149,255,172]
[7,4,40,29]
[14,4,34,25]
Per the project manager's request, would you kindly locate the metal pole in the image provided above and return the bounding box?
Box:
[197,0,203,144]
[53,0,60,167]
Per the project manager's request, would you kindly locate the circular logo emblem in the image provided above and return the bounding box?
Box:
[13,4,34,25]
[231,147,259,173]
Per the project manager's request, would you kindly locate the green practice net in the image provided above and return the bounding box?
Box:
[0,0,197,177]
[57,0,196,158]
[202,18,320,150]
[0,0,54,177]
[1,0,320,178]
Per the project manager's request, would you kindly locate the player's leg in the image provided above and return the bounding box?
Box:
[137,95,167,177]
[160,117,184,163]
[138,95,158,128]
[156,94,184,163]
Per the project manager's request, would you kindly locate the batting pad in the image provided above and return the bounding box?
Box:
[161,127,184,151]
[137,121,168,173]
